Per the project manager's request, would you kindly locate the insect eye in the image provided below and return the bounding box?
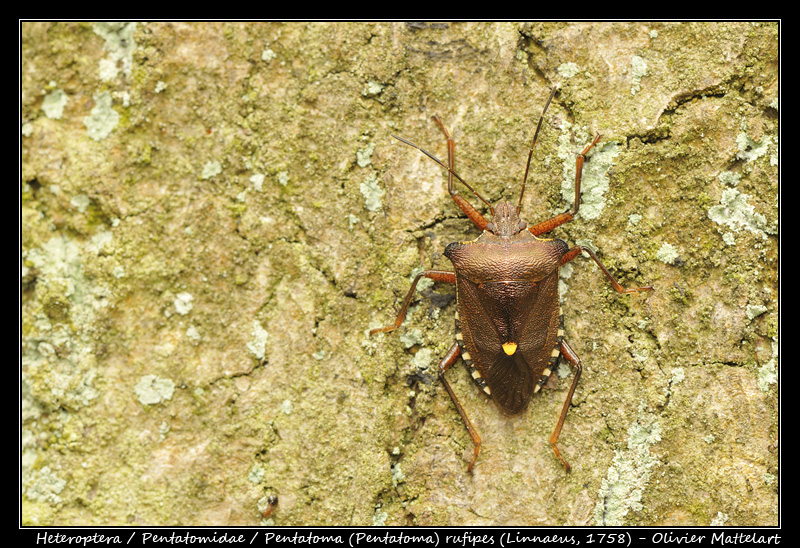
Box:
[518,220,527,230]
[486,222,496,233]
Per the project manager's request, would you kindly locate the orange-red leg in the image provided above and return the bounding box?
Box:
[528,133,602,236]
[438,342,482,473]
[550,339,582,472]
[560,246,654,294]
[369,270,456,335]
[432,116,490,232]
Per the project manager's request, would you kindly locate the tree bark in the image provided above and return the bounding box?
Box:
[21,21,778,526]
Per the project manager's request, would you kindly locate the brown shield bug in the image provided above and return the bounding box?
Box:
[370,88,653,472]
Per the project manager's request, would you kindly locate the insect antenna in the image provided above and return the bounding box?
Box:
[391,134,495,214]
[517,86,558,214]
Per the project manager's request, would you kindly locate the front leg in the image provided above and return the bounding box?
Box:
[432,116,490,232]
[527,133,602,236]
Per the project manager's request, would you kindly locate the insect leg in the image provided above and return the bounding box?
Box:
[432,116,490,232]
[549,338,583,473]
[369,270,456,335]
[527,133,602,236]
[439,342,482,473]
[560,246,654,294]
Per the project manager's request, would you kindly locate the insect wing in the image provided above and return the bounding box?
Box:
[456,276,556,414]
[515,270,562,391]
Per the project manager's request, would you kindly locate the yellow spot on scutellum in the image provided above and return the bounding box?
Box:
[502,342,517,355]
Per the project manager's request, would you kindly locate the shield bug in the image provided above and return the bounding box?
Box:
[370,88,653,472]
